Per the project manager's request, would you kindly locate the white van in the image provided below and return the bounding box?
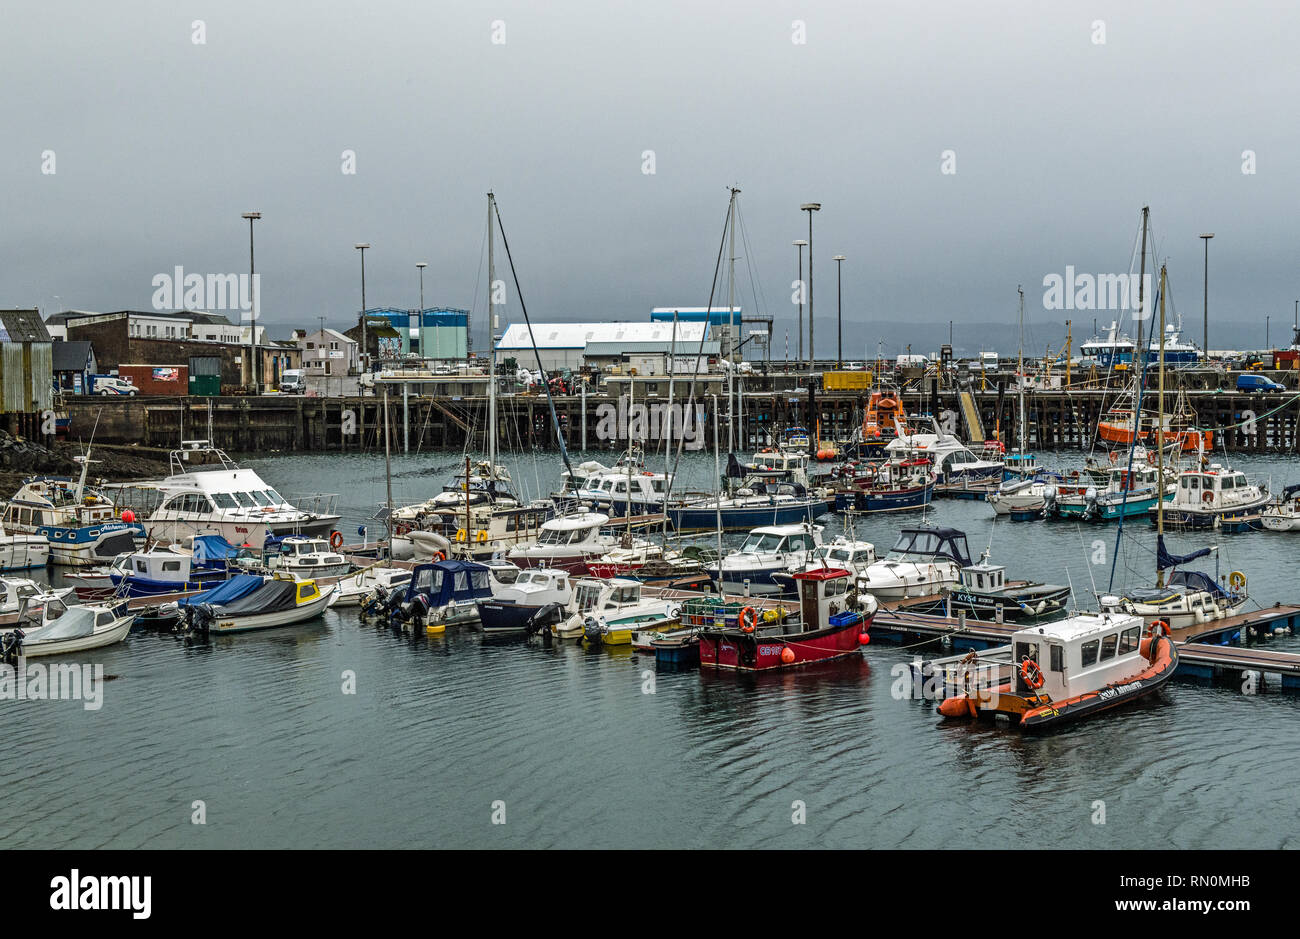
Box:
[280,369,306,394]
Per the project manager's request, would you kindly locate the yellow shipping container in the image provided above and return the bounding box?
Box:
[823,370,872,391]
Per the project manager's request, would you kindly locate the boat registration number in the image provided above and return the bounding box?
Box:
[758,645,782,656]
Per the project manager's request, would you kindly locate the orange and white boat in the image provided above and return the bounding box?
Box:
[1097,408,1212,453]
[856,392,910,458]
[936,611,1177,730]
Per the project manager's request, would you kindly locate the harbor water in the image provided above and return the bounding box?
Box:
[6,447,1300,849]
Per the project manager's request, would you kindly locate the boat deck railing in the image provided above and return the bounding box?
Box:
[286,492,340,517]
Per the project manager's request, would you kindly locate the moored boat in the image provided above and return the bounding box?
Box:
[697,567,876,671]
[937,612,1177,730]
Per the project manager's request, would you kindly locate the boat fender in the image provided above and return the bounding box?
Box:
[738,606,758,633]
[1020,658,1045,689]
[329,530,344,551]
[937,695,975,719]
[780,646,796,664]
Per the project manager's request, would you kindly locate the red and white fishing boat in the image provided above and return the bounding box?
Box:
[696,567,876,671]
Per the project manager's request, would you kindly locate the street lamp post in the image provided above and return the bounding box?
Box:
[833,255,846,369]
[1199,233,1214,359]
[241,212,261,393]
[355,243,370,374]
[801,203,821,371]
[416,262,427,312]
[793,239,807,370]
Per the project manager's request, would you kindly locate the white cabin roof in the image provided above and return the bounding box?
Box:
[1014,611,1143,644]
[542,512,609,531]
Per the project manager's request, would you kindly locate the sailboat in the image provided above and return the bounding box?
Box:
[1099,263,1249,630]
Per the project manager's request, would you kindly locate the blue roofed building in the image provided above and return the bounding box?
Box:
[360,308,469,360]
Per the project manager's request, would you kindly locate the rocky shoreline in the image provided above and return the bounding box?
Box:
[0,430,172,499]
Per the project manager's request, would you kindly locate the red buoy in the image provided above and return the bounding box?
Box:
[121,509,135,523]
[858,632,870,645]
[780,647,796,664]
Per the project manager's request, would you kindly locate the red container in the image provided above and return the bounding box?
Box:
[117,363,190,396]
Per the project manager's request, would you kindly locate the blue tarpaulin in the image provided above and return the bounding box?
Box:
[176,574,265,607]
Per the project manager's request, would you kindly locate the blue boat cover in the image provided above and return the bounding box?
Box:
[1168,569,1229,599]
[405,560,492,605]
[192,534,248,566]
[1155,534,1212,571]
[176,574,266,607]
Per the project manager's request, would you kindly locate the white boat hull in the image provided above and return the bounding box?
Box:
[208,586,336,634]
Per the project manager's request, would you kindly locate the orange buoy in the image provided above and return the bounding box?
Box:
[780,647,796,664]
[1020,658,1044,689]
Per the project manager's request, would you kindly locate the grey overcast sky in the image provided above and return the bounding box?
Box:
[3,1,1298,352]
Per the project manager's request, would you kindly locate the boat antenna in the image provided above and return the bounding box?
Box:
[74,408,104,503]
[491,198,576,484]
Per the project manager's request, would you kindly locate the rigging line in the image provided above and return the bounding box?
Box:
[735,201,769,322]
[466,214,489,352]
[666,204,732,505]
[491,199,576,484]
[1108,281,1161,593]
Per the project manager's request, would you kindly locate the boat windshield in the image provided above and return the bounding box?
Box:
[885,529,970,565]
[575,584,602,611]
[232,492,259,508]
[211,493,239,509]
[247,491,272,507]
[740,533,783,553]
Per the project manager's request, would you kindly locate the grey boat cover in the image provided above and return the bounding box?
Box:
[22,607,97,643]
[210,578,301,616]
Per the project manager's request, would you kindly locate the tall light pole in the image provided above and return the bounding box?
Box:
[242,212,261,393]
[416,262,427,311]
[355,243,370,374]
[1266,314,1270,349]
[833,255,846,369]
[801,203,821,370]
[793,239,807,369]
[1199,233,1214,360]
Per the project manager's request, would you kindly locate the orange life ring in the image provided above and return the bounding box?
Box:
[1108,450,1119,465]
[329,530,344,551]
[739,606,758,633]
[432,550,446,562]
[1147,620,1170,638]
[1201,490,1214,504]
[1020,658,1044,689]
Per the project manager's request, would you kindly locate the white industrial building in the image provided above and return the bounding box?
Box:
[495,321,717,373]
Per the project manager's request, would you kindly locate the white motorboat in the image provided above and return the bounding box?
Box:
[0,577,75,623]
[0,597,133,659]
[770,537,877,593]
[553,577,680,642]
[506,513,630,573]
[1158,463,1270,531]
[267,535,350,579]
[0,522,49,571]
[885,419,1004,484]
[856,526,971,600]
[476,568,574,634]
[1261,484,1300,531]
[328,566,414,608]
[706,523,824,598]
[3,454,145,567]
[175,573,335,635]
[103,441,340,549]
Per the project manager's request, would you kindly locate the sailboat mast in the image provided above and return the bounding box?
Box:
[1156,264,1167,587]
[664,311,677,539]
[1017,285,1026,455]
[726,187,738,453]
[383,386,393,559]
[487,191,497,473]
[713,393,724,582]
[1136,206,1149,373]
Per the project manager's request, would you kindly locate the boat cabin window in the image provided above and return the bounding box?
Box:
[135,559,148,573]
[576,584,601,611]
[1080,639,1100,668]
[96,611,114,627]
[1100,632,1118,660]
[1182,476,1199,490]
[162,560,181,572]
[1119,626,1139,654]
[824,577,849,597]
[232,492,258,508]
[298,584,315,600]
[1222,475,1237,490]
[1049,644,1064,672]
[614,480,628,494]
[416,568,434,591]
[785,534,811,552]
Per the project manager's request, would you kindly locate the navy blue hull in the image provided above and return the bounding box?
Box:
[667,499,828,533]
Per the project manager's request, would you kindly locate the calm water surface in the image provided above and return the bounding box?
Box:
[5,447,1300,848]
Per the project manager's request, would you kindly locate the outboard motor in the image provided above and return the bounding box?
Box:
[582,615,605,645]
[1040,485,1058,519]
[524,602,565,638]
[0,629,24,666]
[394,593,434,631]
[1082,486,1099,520]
